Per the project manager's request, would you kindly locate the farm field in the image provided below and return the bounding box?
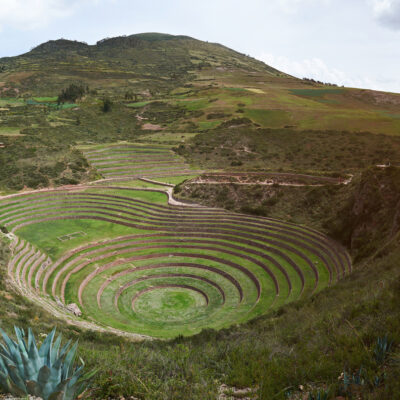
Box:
[0,184,350,338]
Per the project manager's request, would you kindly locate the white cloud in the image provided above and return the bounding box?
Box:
[273,0,330,13]
[369,0,400,29]
[0,0,98,30]
[257,53,400,92]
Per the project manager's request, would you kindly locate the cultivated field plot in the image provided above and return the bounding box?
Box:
[79,143,202,181]
[0,187,351,338]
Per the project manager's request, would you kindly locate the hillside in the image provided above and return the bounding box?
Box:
[0,32,399,137]
[0,33,279,96]
[0,33,399,399]
[0,33,399,193]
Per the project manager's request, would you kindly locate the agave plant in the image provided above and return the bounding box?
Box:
[308,389,329,400]
[0,326,95,400]
[374,335,393,364]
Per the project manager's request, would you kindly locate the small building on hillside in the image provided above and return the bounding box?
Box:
[0,143,5,148]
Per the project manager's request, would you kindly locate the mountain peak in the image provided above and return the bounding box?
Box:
[30,39,89,54]
[95,33,194,48]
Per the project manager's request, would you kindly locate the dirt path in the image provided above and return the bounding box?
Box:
[138,177,175,187]
[188,174,353,187]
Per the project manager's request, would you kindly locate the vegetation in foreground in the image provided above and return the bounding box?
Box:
[0,327,94,399]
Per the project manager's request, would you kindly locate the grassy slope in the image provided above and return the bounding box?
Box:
[176,126,400,173]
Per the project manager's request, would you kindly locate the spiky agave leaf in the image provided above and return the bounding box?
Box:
[39,328,56,367]
[62,341,78,380]
[51,334,63,366]
[0,327,95,400]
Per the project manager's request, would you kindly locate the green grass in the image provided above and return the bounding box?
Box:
[84,187,169,203]
[0,127,22,136]
[289,88,345,97]
[16,219,148,259]
[227,87,247,92]
[33,96,58,102]
[0,98,25,107]
[80,142,193,180]
[106,179,167,189]
[150,175,199,185]
[126,101,152,108]
[198,120,221,130]
[139,132,198,143]
[244,109,291,127]
[179,99,210,111]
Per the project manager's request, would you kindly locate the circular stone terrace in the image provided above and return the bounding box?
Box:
[0,184,351,339]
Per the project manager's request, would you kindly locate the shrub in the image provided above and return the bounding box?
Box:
[102,98,112,113]
[57,84,86,104]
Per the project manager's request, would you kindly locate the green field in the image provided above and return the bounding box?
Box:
[0,127,22,136]
[126,101,152,108]
[244,109,291,128]
[33,96,58,102]
[0,98,25,107]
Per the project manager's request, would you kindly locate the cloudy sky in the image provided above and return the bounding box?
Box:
[0,0,399,92]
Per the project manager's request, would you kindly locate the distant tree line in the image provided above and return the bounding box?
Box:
[57,84,88,104]
[302,77,339,87]
[124,90,138,102]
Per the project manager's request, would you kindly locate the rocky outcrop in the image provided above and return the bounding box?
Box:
[66,303,82,317]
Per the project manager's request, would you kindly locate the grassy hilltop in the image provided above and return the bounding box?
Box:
[0,33,400,399]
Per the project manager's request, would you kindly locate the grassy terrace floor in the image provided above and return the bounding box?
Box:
[0,186,351,338]
[79,143,203,181]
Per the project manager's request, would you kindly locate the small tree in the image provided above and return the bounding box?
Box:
[125,90,138,102]
[57,83,86,104]
[125,90,133,100]
[102,98,112,113]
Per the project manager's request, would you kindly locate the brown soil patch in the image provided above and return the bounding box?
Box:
[6,71,34,84]
[142,123,163,130]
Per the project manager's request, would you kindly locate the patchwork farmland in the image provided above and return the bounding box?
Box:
[0,168,351,338]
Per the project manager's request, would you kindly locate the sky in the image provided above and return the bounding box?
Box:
[0,0,400,93]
